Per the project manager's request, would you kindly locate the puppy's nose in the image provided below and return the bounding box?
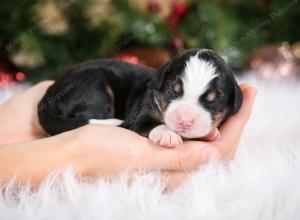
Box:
[171,107,197,130]
[177,114,194,129]
[179,118,194,128]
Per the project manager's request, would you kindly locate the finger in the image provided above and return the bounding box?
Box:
[25,80,54,100]
[216,85,257,151]
[200,84,252,143]
[220,86,257,138]
[9,80,54,105]
[239,83,250,90]
[141,140,219,171]
[233,85,257,121]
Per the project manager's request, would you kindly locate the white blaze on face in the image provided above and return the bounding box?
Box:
[164,53,218,138]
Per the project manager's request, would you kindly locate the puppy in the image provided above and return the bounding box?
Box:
[38,48,242,147]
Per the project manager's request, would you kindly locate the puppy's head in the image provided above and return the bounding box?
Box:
[153,48,242,139]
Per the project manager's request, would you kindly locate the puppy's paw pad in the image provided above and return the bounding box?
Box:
[151,130,182,147]
[150,133,162,144]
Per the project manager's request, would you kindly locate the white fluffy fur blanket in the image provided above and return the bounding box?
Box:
[0,75,300,220]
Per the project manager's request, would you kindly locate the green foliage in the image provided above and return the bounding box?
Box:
[0,0,299,82]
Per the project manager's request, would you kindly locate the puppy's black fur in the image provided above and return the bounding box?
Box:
[38,59,161,135]
[38,49,242,136]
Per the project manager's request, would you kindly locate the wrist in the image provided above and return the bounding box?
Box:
[0,129,79,186]
[0,103,17,143]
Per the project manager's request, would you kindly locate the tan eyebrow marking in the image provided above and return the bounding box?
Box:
[174,82,182,93]
[206,91,217,102]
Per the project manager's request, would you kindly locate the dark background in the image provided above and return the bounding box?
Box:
[0,0,300,83]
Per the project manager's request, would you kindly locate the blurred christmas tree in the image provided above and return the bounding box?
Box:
[0,0,299,82]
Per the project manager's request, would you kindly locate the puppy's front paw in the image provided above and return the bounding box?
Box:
[149,125,183,147]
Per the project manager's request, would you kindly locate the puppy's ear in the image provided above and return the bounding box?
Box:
[156,61,171,90]
[232,81,243,113]
[228,75,243,114]
[227,68,243,114]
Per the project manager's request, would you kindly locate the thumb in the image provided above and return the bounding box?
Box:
[213,84,257,160]
[139,141,218,171]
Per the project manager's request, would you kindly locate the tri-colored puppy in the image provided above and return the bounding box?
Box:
[38,48,242,147]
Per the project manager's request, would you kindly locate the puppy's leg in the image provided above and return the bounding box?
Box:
[122,113,182,147]
[89,119,123,126]
[149,124,183,148]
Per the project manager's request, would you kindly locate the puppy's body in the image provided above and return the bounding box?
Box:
[38,59,161,135]
[38,49,242,147]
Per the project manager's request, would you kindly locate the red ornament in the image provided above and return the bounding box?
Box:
[170,35,185,50]
[111,47,171,68]
[16,72,26,81]
[167,2,188,28]
[113,54,144,65]
[0,58,26,87]
[148,1,161,13]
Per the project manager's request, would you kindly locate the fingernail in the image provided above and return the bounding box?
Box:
[240,83,250,89]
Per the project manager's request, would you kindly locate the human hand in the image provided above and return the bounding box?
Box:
[0,81,54,144]
[0,83,255,190]
[72,84,256,189]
